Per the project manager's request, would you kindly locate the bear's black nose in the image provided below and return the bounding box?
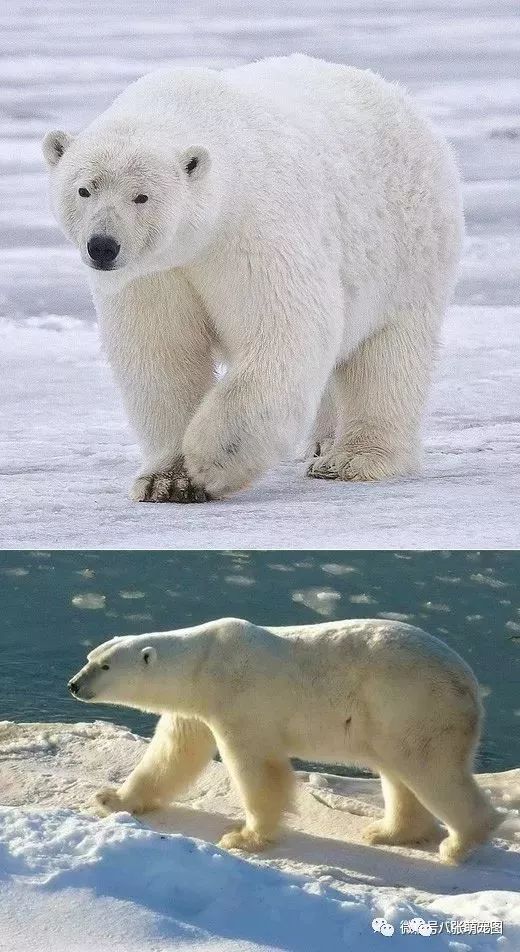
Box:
[87,235,120,269]
[68,679,80,695]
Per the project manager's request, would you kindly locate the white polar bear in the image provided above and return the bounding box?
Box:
[68,617,500,862]
[43,55,463,503]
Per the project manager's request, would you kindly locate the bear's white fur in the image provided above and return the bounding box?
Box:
[69,617,499,862]
[43,55,463,502]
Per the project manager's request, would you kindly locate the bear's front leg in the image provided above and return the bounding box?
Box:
[93,714,216,815]
[181,358,330,499]
[96,271,216,503]
[179,247,341,498]
[181,382,275,498]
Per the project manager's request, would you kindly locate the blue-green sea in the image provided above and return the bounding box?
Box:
[1,550,518,772]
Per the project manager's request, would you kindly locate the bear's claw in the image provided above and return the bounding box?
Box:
[132,458,213,503]
[306,458,340,480]
[307,447,410,482]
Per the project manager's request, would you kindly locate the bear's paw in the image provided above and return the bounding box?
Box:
[307,441,414,482]
[363,819,437,847]
[131,457,213,504]
[93,786,126,816]
[218,826,272,853]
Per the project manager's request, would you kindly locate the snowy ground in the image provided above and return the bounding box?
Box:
[1,0,520,548]
[0,721,519,951]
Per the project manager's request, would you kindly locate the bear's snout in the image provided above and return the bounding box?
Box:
[68,671,95,701]
[87,234,121,270]
[68,678,80,695]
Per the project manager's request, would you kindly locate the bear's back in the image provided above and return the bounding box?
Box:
[98,54,423,146]
[266,618,477,687]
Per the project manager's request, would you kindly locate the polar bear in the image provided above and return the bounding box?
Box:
[43,55,463,502]
[68,617,499,862]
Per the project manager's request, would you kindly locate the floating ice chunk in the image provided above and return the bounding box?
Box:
[224,575,255,586]
[71,593,106,609]
[471,573,507,590]
[505,620,520,633]
[321,564,359,575]
[292,588,341,616]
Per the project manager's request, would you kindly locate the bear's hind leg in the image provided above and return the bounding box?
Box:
[95,714,216,816]
[307,316,439,482]
[216,740,294,852]
[399,766,501,864]
[364,772,439,847]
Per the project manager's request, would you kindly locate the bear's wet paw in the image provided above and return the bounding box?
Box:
[131,458,213,503]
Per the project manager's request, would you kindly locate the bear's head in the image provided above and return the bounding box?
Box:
[67,628,214,715]
[42,121,215,284]
[68,635,163,711]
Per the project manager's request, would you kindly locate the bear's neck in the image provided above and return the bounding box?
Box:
[141,632,216,719]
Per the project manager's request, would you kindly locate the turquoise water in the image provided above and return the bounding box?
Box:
[1,550,518,772]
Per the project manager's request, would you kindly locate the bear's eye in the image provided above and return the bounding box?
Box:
[101,664,110,671]
[185,157,198,175]
[78,187,91,198]
[134,194,148,204]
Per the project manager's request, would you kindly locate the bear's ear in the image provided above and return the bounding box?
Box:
[141,646,157,667]
[42,130,74,168]
[179,146,211,181]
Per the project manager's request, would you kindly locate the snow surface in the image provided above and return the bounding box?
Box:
[1,0,520,548]
[0,721,519,951]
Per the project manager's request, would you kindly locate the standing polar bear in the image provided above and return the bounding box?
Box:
[68,618,499,863]
[44,55,463,502]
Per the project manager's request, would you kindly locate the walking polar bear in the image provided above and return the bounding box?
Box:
[43,55,463,502]
[68,617,500,863]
